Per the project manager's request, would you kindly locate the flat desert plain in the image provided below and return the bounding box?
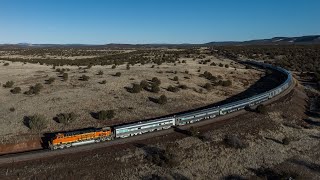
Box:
[0,57,262,143]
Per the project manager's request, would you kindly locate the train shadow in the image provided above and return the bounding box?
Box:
[148,97,159,104]
[304,118,320,126]
[265,137,283,144]
[288,159,320,173]
[173,126,210,142]
[305,111,320,118]
[90,112,99,120]
[172,126,192,136]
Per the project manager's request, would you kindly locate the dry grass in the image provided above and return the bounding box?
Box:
[0,57,261,142]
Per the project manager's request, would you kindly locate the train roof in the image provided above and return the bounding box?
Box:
[59,127,109,137]
[175,107,219,118]
[114,117,175,130]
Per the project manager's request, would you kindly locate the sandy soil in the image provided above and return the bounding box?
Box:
[0,57,262,143]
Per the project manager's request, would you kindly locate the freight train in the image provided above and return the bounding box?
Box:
[49,61,293,150]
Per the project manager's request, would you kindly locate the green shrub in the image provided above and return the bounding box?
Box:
[47,77,55,84]
[282,137,290,145]
[112,65,116,69]
[219,63,224,67]
[199,71,216,81]
[146,143,179,167]
[215,80,223,86]
[225,64,229,68]
[222,80,232,87]
[173,76,179,81]
[167,85,179,92]
[35,83,43,91]
[97,110,115,120]
[131,83,142,93]
[126,64,130,70]
[204,83,213,90]
[24,83,43,95]
[256,104,267,114]
[152,77,161,85]
[97,70,104,75]
[189,126,200,137]
[81,75,90,81]
[151,84,160,93]
[210,62,216,66]
[158,95,167,104]
[140,80,149,89]
[3,81,14,88]
[55,112,76,124]
[59,69,66,74]
[179,84,188,89]
[101,80,107,84]
[10,87,21,94]
[3,63,9,66]
[223,135,248,149]
[115,72,121,77]
[63,73,68,81]
[26,114,47,132]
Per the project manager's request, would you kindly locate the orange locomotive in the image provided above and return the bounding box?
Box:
[49,127,113,150]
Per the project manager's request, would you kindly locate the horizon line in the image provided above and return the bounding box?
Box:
[0,34,319,45]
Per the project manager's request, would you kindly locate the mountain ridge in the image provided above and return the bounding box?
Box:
[205,35,320,45]
[1,35,319,47]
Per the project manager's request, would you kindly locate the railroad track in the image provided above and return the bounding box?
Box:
[0,62,296,165]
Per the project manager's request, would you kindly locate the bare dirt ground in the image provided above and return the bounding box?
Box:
[0,85,319,179]
[0,57,262,143]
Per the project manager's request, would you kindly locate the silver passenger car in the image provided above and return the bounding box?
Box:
[176,107,219,125]
[114,117,175,138]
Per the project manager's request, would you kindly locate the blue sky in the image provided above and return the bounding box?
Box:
[0,0,319,44]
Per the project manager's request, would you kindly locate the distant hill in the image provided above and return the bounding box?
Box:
[206,35,320,46]
[1,35,319,48]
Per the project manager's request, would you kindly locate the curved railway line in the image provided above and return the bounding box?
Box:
[0,60,296,165]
